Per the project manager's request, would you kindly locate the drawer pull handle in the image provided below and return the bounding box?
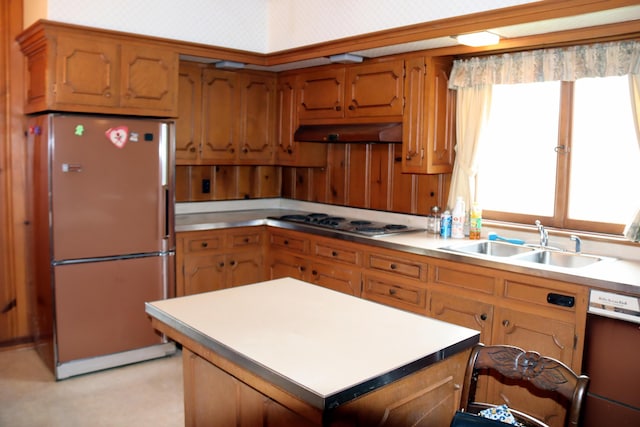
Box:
[389,288,397,295]
[229,260,236,266]
[299,266,306,272]
[547,293,575,308]
[390,263,397,270]
[201,242,208,248]
[312,270,318,276]
[284,240,289,245]
[332,251,338,257]
[218,262,225,268]
[243,237,250,243]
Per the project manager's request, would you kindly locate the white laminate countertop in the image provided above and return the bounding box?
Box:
[146,278,479,409]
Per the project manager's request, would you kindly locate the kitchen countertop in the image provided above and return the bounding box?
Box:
[175,202,640,296]
[145,277,479,410]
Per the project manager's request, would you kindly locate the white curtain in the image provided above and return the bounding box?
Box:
[447,40,640,236]
[446,85,492,211]
[624,74,640,242]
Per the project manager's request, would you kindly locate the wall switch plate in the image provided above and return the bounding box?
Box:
[202,179,211,194]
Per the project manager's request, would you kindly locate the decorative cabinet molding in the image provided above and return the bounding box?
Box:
[17,21,178,117]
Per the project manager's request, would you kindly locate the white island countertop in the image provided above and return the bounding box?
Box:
[146,278,479,409]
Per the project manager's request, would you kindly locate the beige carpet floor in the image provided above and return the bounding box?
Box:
[0,347,184,427]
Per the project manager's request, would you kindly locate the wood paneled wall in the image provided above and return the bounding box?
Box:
[176,143,450,216]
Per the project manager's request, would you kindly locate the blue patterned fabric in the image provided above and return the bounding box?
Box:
[478,405,524,426]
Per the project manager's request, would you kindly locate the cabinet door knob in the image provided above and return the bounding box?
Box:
[201,242,208,248]
[218,262,225,268]
[189,147,196,152]
[502,319,510,327]
[229,260,236,266]
[243,237,250,243]
[105,91,112,98]
[287,148,293,154]
[312,270,318,276]
[390,263,397,270]
[283,240,289,245]
[299,266,306,272]
[335,105,341,111]
[480,313,488,321]
[331,251,338,257]
[389,288,397,295]
[242,147,249,153]
[348,104,355,111]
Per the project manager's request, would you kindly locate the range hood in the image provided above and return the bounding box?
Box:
[294,123,402,143]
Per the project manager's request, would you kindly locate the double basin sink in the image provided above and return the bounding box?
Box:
[442,240,614,269]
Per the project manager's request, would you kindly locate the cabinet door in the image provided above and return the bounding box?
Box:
[345,60,404,118]
[119,44,178,114]
[176,62,202,163]
[491,307,576,427]
[308,261,361,297]
[238,72,276,163]
[183,253,226,295]
[402,56,455,174]
[429,291,493,344]
[201,68,240,162]
[54,35,119,108]
[275,75,328,167]
[298,68,346,120]
[227,251,264,287]
[268,252,307,281]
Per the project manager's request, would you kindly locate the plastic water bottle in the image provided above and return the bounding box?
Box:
[451,197,466,239]
[440,210,452,238]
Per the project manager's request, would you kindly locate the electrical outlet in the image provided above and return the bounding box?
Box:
[202,179,211,194]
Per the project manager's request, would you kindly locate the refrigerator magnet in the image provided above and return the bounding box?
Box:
[75,125,85,136]
[105,126,129,148]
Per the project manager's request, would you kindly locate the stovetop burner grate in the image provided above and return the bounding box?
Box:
[270,213,422,236]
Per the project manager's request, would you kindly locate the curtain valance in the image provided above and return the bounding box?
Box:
[449,40,640,89]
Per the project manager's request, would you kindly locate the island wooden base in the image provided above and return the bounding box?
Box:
[175,331,470,427]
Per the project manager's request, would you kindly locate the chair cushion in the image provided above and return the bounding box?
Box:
[478,405,523,426]
[451,411,512,426]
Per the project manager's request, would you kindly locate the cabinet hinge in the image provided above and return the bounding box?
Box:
[573,334,578,350]
[420,148,425,159]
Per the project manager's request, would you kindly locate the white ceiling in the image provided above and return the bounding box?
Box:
[235,4,640,72]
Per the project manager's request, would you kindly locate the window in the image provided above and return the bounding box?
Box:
[476,76,640,235]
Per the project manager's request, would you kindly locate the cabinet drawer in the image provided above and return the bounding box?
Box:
[269,232,308,254]
[432,264,496,295]
[367,253,425,279]
[362,275,426,313]
[503,279,580,312]
[314,242,361,265]
[186,236,223,253]
[228,231,262,248]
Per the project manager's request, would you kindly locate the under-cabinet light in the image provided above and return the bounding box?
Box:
[329,53,364,64]
[454,31,500,47]
[215,60,246,70]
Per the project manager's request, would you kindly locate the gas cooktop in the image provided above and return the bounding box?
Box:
[269,212,424,237]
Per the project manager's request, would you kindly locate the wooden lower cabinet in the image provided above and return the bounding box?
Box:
[177,227,265,296]
[428,258,587,427]
[181,346,469,427]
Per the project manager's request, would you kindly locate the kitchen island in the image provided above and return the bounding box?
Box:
[146,278,479,426]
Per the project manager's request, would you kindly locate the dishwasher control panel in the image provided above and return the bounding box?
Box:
[589,289,640,324]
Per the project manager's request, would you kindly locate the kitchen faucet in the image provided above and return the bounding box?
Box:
[570,235,582,253]
[535,220,548,248]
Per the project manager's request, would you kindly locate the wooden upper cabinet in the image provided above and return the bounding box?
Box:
[346,60,404,118]
[298,68,346,121]
[275,75,327,167]
[17,22,178,116]
[402,56,455,174]
[176,62,276,165]
[201,68,240,162]
[296,60,404,123]
[238,72,276,163]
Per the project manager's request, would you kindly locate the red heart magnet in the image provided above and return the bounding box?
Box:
[105,126,129,148]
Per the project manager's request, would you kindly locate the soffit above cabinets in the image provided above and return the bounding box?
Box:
[179,4,640,72]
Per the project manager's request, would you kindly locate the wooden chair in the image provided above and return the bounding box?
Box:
[453,344,589,427]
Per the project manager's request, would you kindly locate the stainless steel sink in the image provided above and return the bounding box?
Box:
[513,250,604,268]
[445,240,536,257]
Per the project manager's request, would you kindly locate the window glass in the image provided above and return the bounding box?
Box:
[477,82,561,217]
[569,76,640,225]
